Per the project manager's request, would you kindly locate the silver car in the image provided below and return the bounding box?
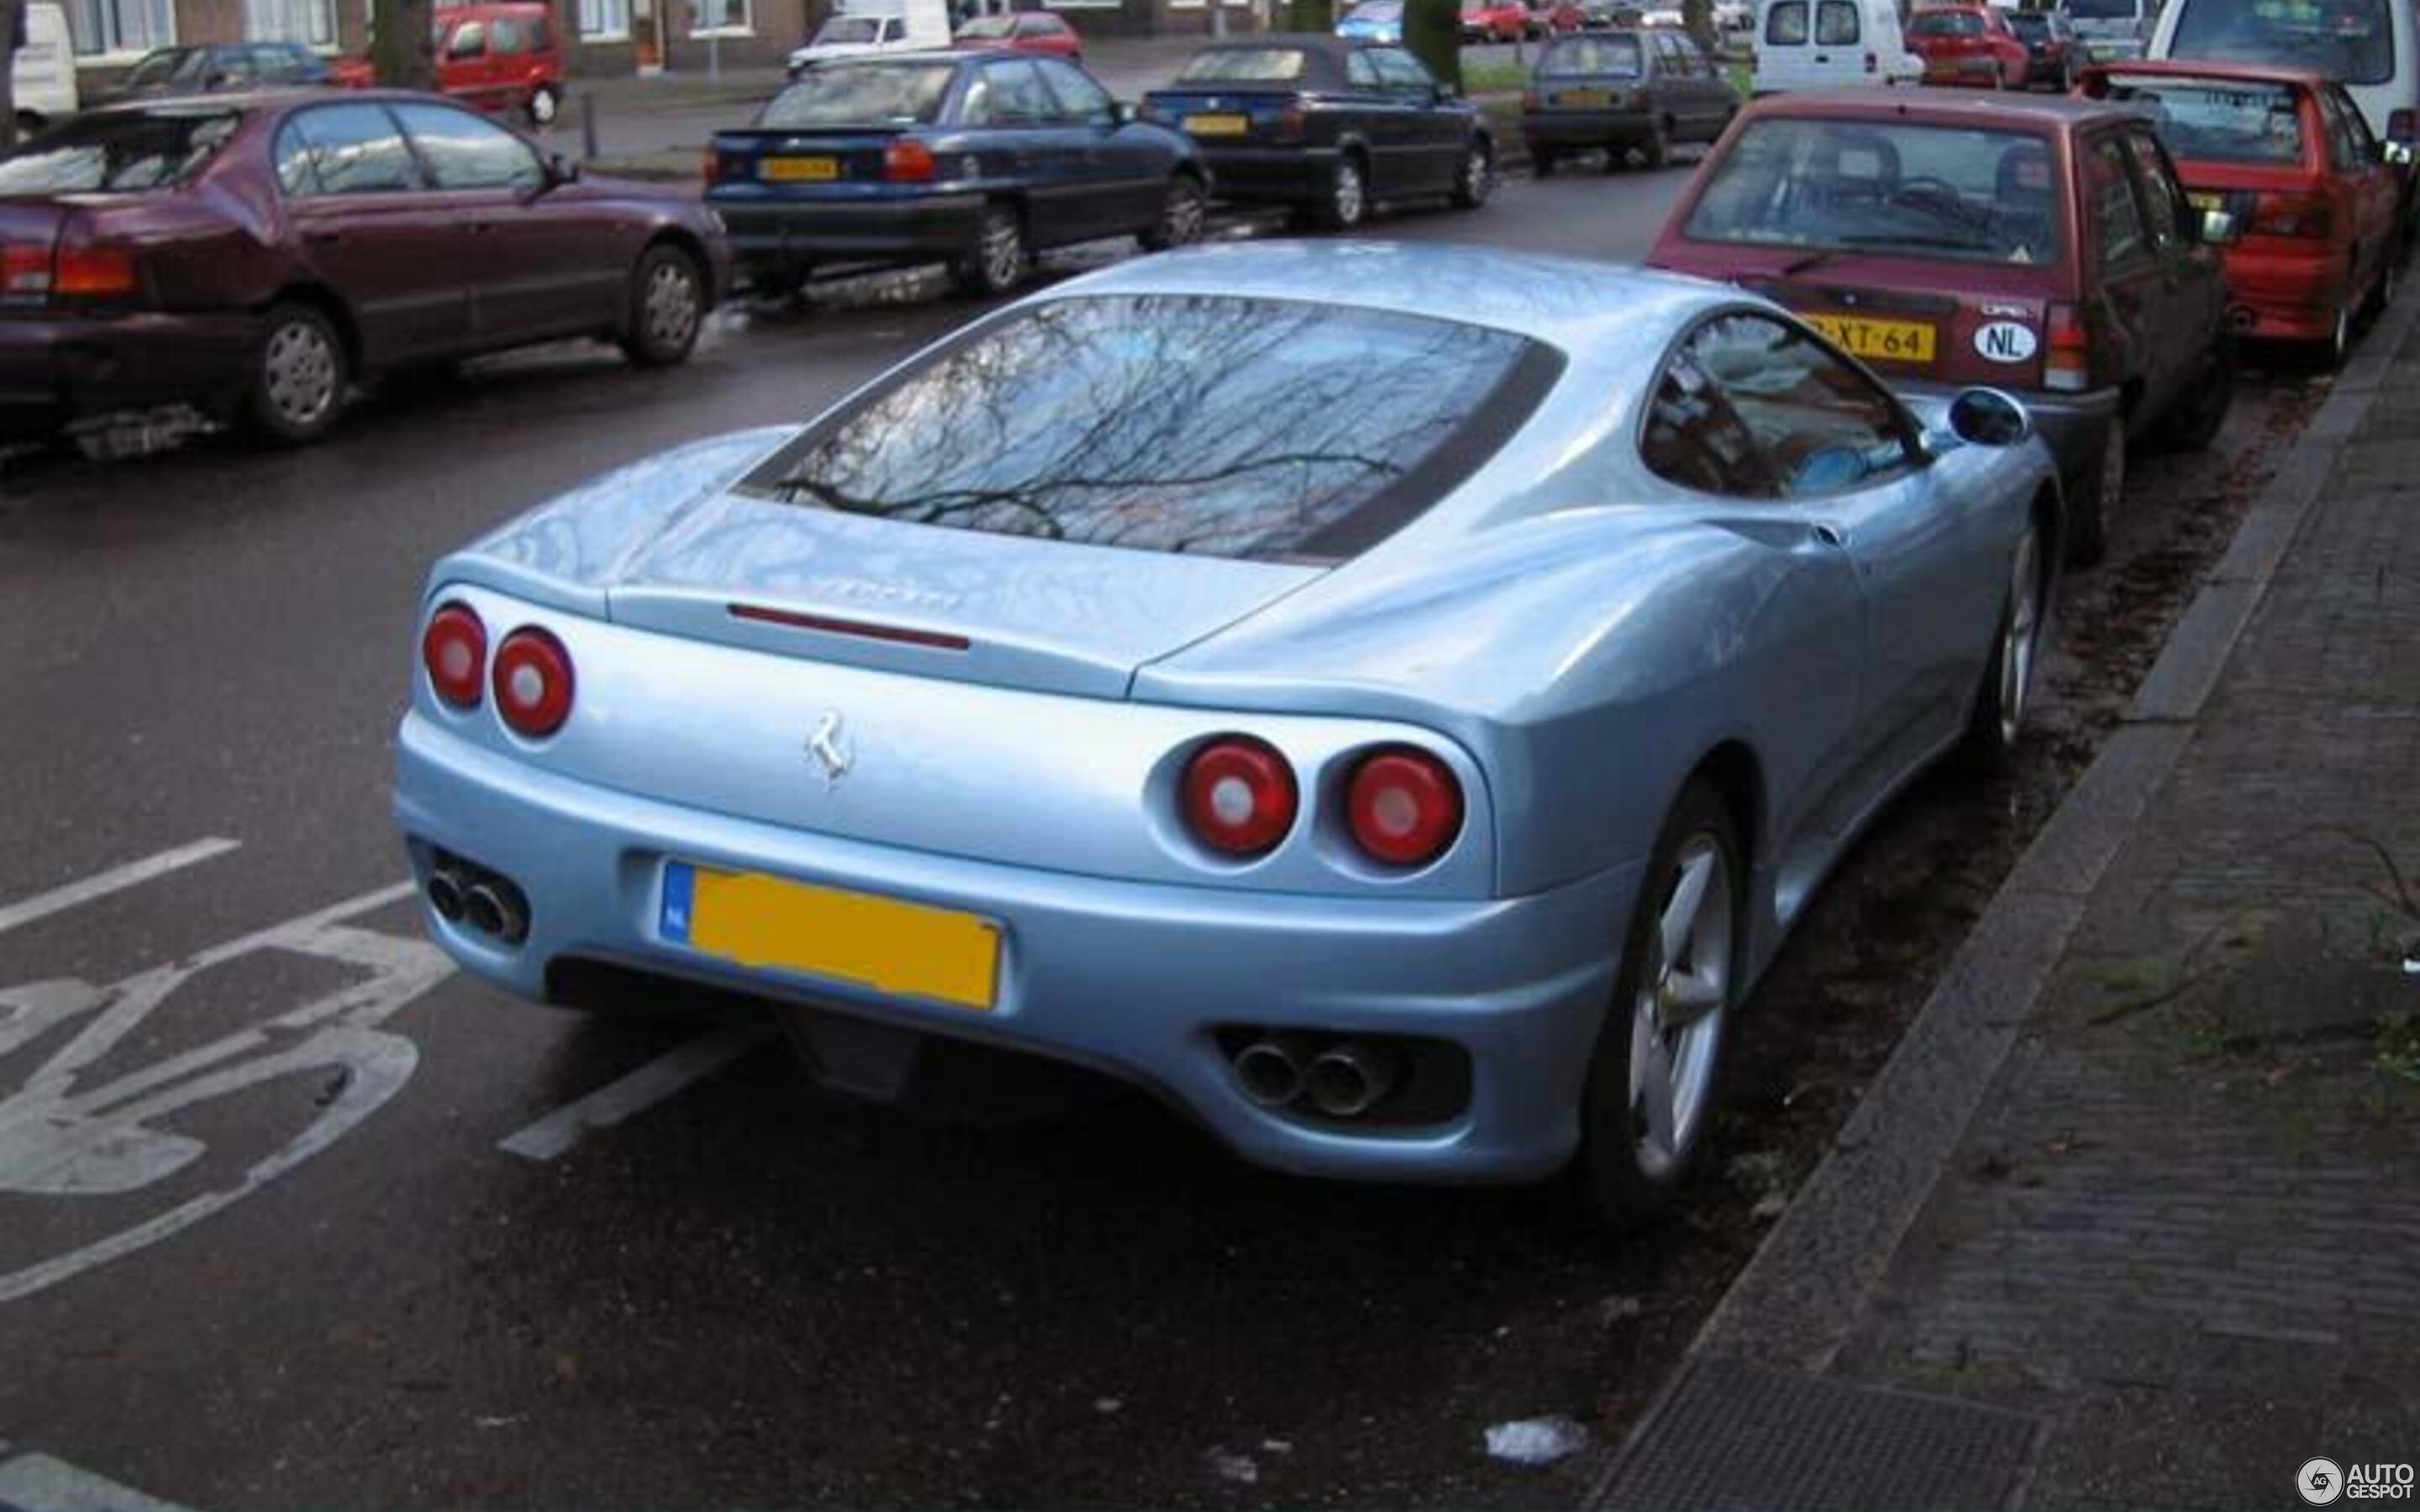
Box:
[392,242,2061,1224]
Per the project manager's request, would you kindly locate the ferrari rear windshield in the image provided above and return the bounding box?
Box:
[0,109,240,195]
[746,294,1557,561]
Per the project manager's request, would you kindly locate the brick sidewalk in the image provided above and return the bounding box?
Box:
[1597,308,2420,1509]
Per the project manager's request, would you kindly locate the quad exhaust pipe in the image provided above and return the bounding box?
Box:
[426,853,529,946]
[1232,1035,1310,1108]
[1228,1034,1402,1119]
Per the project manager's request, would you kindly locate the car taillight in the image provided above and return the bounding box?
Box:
[51,241,136,301]
[1345,748,1463,868]
[1181,737,1298,857]
[2045,300,2090,393]
[702,148,725,184]
[1,243,48,299]
[421,601,487,709]
[1276,102,1307,143]
[2250,191,2332,239]
[883,139,937,182]
[492,627,576,738]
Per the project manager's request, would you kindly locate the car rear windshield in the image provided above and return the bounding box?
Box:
[760,62,956,126]
[2098,72,2307,162]
[1539,34,1644,73]
[1910,9,1986,34]
[1686,116,2064,265]
[1176,47,1309,81]
[744,294,1558,562]
[2009,13,2049,35]
[0,109,240,194]
[2165,0,2391,85]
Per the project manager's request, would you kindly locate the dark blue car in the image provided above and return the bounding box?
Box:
[708,52,1210,297]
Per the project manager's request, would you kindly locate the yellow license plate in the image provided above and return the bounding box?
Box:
[1558,88,1612,105]
[2187,190,2224,213]
[661,861,1001,1011]
[1186,113,1250,136]
[1806,312,1936,363]
[760,155,840,182]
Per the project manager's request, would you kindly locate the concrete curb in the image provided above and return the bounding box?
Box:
[1590,286,2420,1502]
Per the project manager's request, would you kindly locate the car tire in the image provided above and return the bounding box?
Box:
[622,243,706,367]
[2068,412,2120,567]
[1450,138,1492,208]
[1567,777,1742,1231]
[1643,118,1670,169]
[1139,173,1208,251]
[1960,515,2047,772]
[527,83,561,126]
[1532,142,1556,176]
[244,302,349,448]
[953,202,1030,295]
[2158,341,2233,451]
[1311,152,1370,230]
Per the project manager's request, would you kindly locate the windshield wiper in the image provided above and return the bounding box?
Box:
[1781,247,1844,276]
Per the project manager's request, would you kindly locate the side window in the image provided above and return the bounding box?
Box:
[882,17,905,39]
[2317,87,2363,173]
[2086,134,2149,267]
[493,18,526,54]
[1690,314,1913,496]
[1036,58,1113,121]
[2120,129,2183,254]
[1765,0,1808,43]
[1814,0,1858,45]
[446,21,487,58]
[1641,350,1782,498]
[393,102,544,191]
[207,48,254,84]
[1373,48,1437,92]
[529,16,553,50]
[272,118,322,195]
[2337,87,2380,165]
[1347,50,1382,88]
[971,60,1054,124]
[285,104,421,195]
[248,45,297,81]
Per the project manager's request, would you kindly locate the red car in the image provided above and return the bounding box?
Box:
[953,11,1084,61]
[1648,91,2233,564]
[2081,61,2400,365]
[0,92,729,446]
[334,2,566,124]
[1907,4,2029,90]
[1460,0,1532,41]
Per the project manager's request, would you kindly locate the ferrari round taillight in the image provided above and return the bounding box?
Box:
[1181,737,1298,857]
[1345,748,1463,868]
[492,627,576,738]
[421,601,487,710]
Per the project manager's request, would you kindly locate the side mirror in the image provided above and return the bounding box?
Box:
[1946,386,2033,449]
[1112,99,1136,125]
[2196,205,2238,244]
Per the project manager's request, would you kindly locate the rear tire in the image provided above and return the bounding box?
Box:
[2156,341,2233,452]
[1960,517,2047,772]
[1643,117,1671,168]
[1567,779,1742,1231]
[1139,173,1207,251]
[244,302,348,447]
[1531,142,1556,176]
[622,243,705,366]
[1310,152,1370,230]
[953,202,1029,295]
[1450,139,1493,207]
[2068,412,2121,567]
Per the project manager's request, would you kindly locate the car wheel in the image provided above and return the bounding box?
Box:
[1450,139,1493,207]
[527,83,560,126]
[622,244,705,366]
[1961,516,2046,770]
[1569,777,1741,1229]
[2157,342,2233,451]
[1312,153,1370,230]
[1643,117,1671,168]
[2068,412,2120,567]
[244,302,348,447]
[954,202,1030,295]
[1139,173,1208,251]
[1531,142,1556,176]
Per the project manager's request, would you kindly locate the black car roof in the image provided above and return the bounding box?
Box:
[1179,33,1368,85]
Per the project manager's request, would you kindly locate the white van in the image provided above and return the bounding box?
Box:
[1751,0,1923,91]
[2065,0,2150,58]
[12,2,79,135]
[786,0,952,77]
[2149,0,2418,155]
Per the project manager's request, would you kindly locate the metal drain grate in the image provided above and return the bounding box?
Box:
[1592,1356,2044,1511]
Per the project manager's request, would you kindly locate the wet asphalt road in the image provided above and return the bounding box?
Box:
[0,159,2323,1510]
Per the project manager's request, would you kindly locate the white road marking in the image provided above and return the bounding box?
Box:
[0,1452,192,1512]
[0,838,240,939]
[0,881,453,1305]
[497,1024,774,1161]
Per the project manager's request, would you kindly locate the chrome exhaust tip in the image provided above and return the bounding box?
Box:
[463,881,527,943]
[426,869,466,923]
[1232,1037,1308,1108]
[1305,1041,1398,1119]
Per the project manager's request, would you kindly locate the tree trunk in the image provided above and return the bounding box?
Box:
[1,0,18,153]
[1402,0,1460,91]
[1681,0,1715,57]
[372,0,436,87]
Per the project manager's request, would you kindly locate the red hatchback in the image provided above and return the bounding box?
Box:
[953,11,1084,61]
[0,92,729,446]
[1649,92,2233,564]
[1908,5,2029,90]
[2081,61,2400,365]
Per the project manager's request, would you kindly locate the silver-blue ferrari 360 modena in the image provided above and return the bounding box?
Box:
[393,240,2061,1225]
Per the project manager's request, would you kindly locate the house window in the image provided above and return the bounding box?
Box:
[246,0,337,47]
[66,0,173,55]
[688,0,749,32]
[580,0,629,38]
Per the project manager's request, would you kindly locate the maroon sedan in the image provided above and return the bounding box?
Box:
[1649,91,2233,564]
[0,91,730,446]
